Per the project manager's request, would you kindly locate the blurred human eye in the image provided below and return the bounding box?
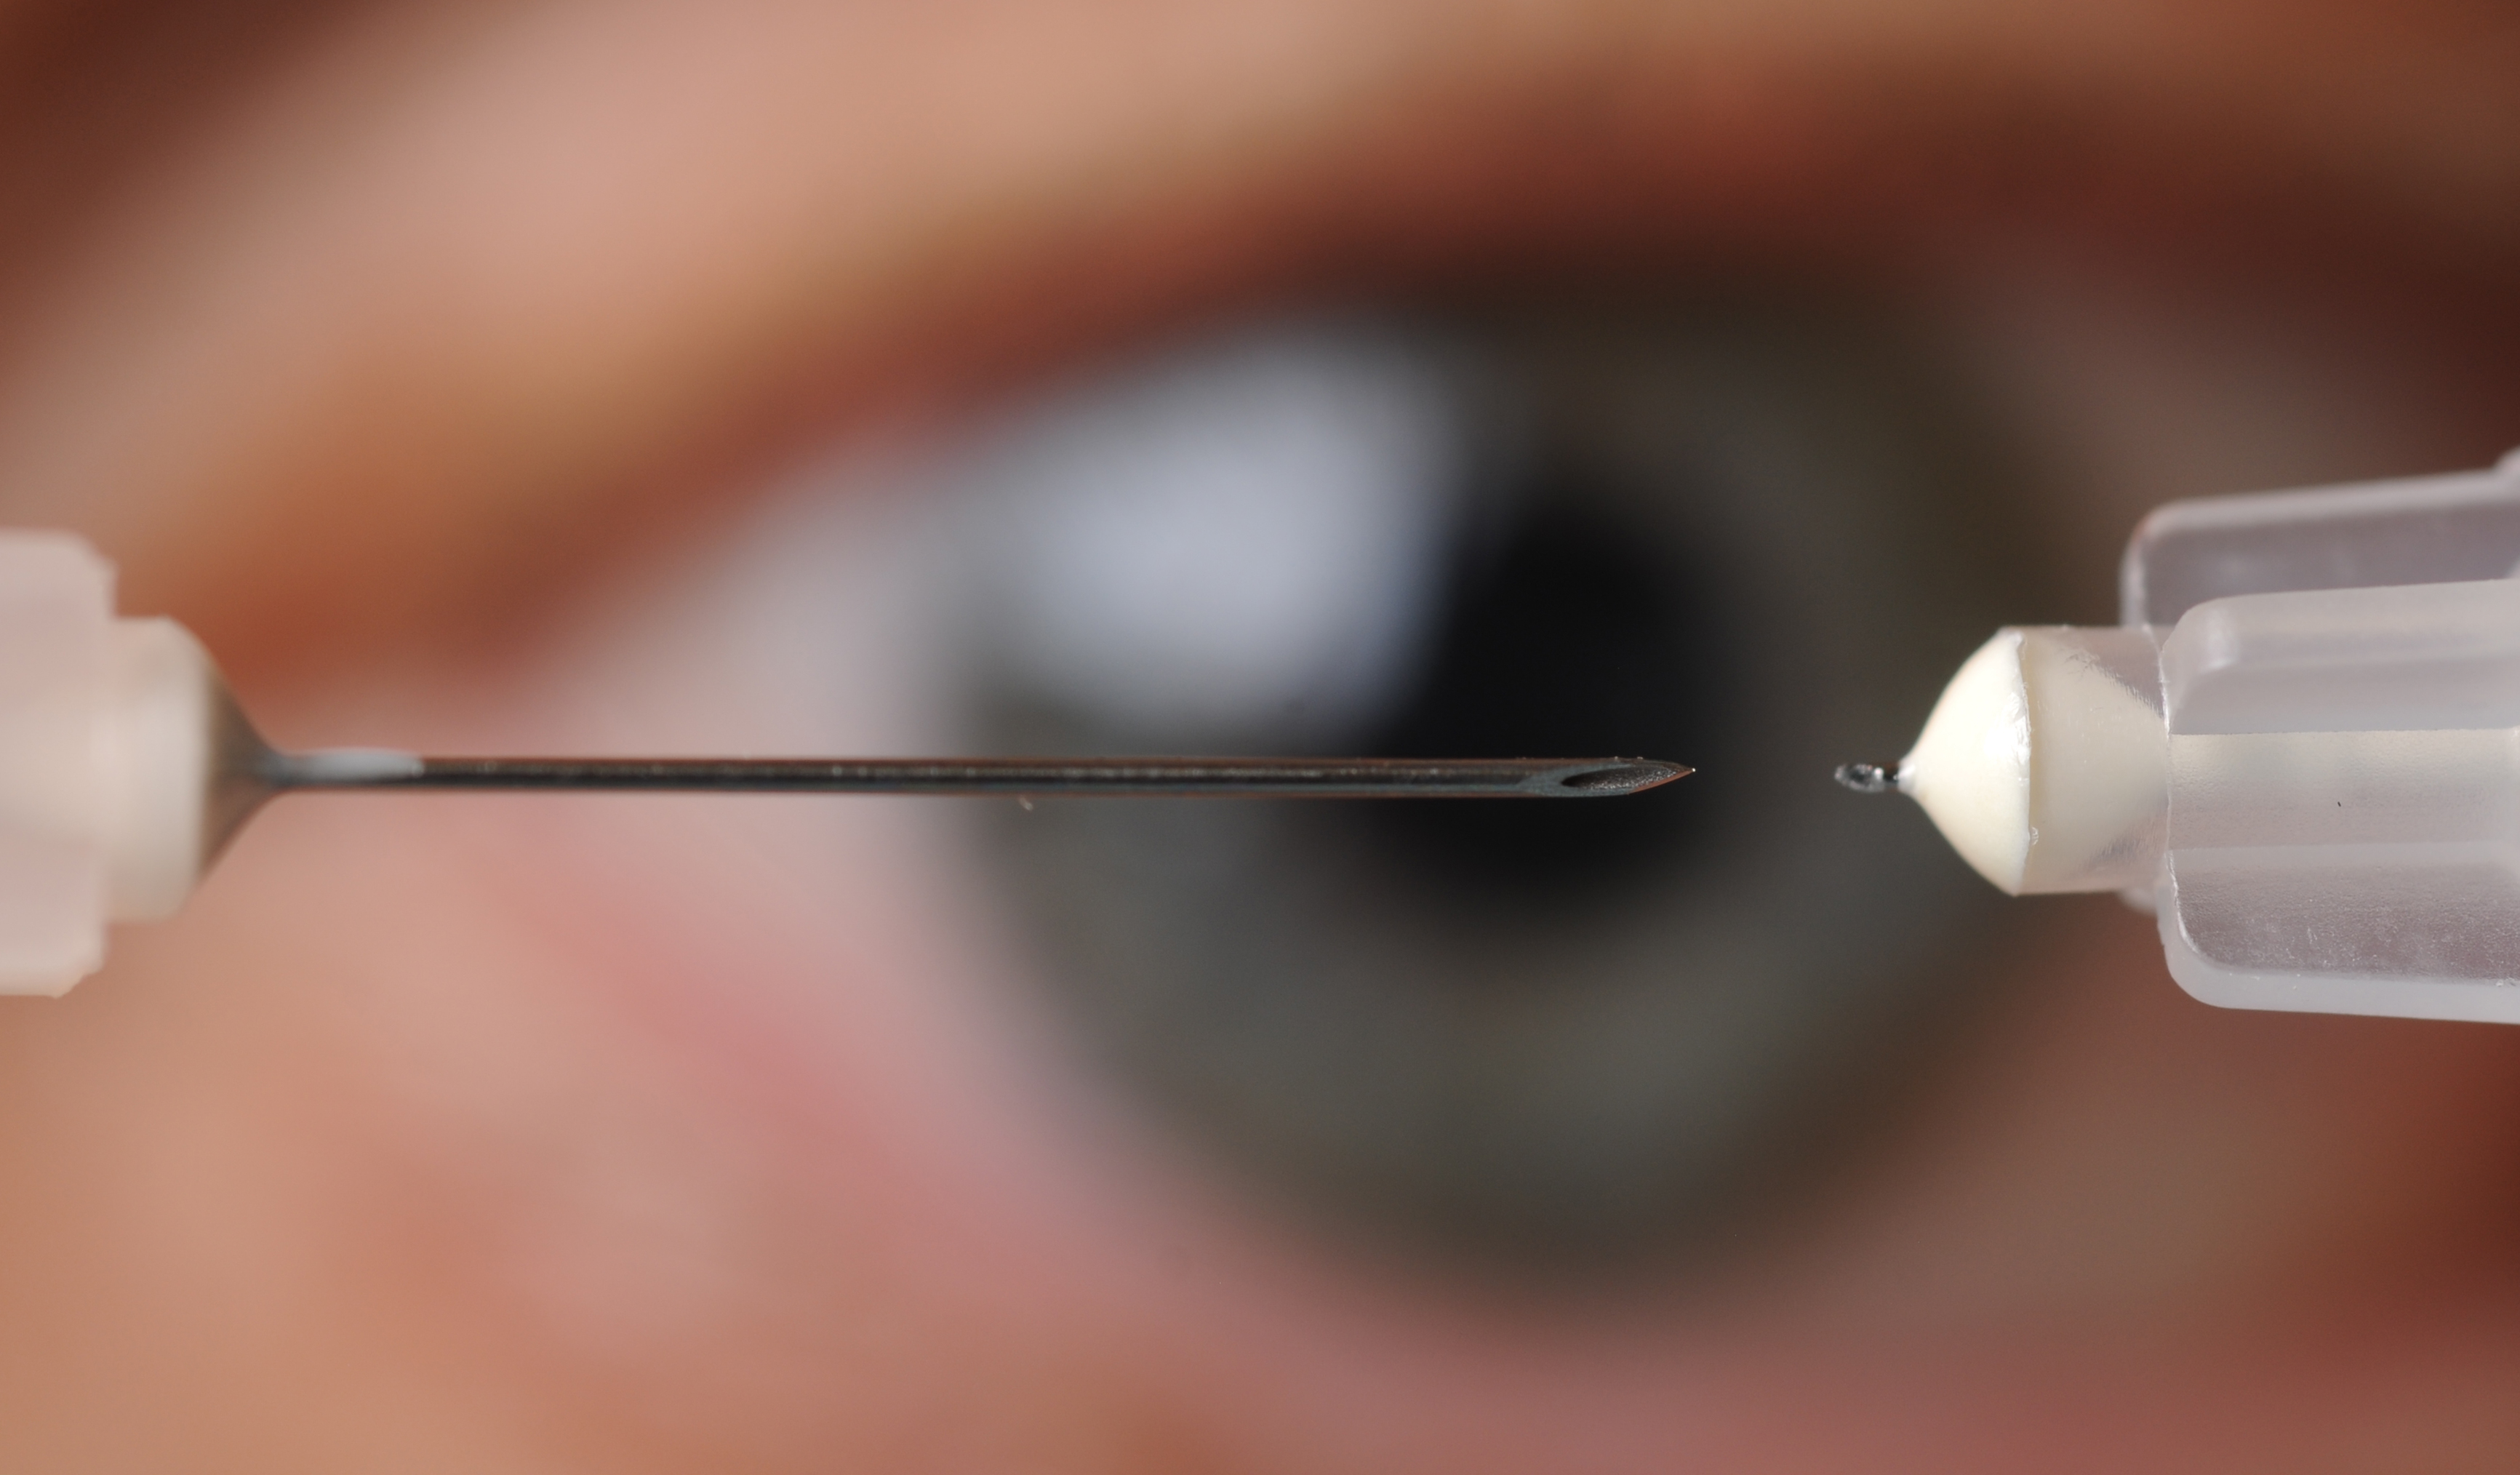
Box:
[601,289,2062,1267]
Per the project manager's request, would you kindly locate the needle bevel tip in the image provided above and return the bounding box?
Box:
[1553,758,1692,796]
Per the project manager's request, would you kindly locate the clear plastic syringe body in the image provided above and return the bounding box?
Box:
[1895,449,2520,1023]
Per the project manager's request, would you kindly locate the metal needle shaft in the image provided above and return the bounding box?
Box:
[263,751,1689,799]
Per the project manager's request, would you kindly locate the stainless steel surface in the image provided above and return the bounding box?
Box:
[270,754,1691,799]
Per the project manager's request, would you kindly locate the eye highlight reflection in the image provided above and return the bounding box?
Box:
[938,295,2057,1267]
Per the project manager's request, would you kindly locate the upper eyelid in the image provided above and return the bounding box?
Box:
[0,2,2502,690]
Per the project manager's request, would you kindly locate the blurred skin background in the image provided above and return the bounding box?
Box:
[0,0,2517,1469]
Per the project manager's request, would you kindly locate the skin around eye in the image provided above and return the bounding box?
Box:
[0,1,2518,1470]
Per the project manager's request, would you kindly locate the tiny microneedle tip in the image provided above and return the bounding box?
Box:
[1833,762,1900,795]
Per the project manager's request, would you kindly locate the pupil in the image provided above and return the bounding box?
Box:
[1353,468,1731,909]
